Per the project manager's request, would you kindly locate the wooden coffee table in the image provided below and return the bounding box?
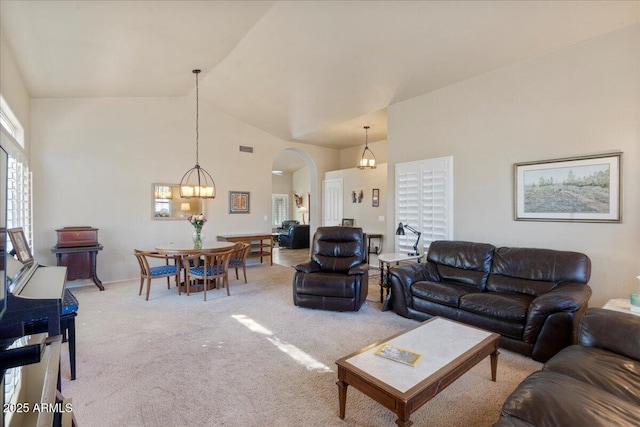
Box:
[336,317,500,426]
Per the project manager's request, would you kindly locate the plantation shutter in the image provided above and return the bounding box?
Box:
[395,156,453,254]
[272,194,289,227]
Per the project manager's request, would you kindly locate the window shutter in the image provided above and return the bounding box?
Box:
[272,194,289,227]
[395,156,453,254]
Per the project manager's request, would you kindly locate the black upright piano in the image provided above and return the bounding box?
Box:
[1,259,71,426]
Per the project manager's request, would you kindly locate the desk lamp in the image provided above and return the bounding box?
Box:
[396,222,421,256]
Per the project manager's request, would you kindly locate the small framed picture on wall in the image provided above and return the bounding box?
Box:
[372,188,380,207]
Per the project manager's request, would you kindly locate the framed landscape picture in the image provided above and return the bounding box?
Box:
[229,191,250,214]
[372,188,380,207]
[514,152,622,222]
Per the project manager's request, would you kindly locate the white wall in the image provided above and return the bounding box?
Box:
[325,164,387,234]
[30,97,339,282]
[387,24,640,307]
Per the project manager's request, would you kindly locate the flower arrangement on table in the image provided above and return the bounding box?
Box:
[188,214,207,249]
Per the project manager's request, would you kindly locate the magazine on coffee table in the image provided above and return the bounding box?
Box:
[375,344,422,366]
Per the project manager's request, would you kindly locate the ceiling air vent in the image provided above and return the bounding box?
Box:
[239,146,254,153]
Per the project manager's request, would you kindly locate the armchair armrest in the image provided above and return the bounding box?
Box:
[348,263,369,276]
[294,260,321,274]
[523,282,592,342]
[579,308,640,361]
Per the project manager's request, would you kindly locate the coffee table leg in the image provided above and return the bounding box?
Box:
[490,349,499,381]
[395,402,413,427]
[337,380,348,419]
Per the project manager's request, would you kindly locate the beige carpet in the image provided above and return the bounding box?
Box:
[60,264,540,427]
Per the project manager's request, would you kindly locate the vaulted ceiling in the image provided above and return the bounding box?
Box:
[1,1,638,151]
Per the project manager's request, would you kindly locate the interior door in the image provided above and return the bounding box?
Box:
[322,179,343,226]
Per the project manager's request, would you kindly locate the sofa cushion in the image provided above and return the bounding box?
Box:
[460,292,533,323]
[427,241,495,290]
[543,345,640,406]
[487,274,557,297]
[294,272,356,298]
[411,280,477,308]
[499,370,640,427]
[490,247,591,284]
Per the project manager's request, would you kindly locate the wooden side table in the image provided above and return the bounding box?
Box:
[378,252,422,311]
[603,298,640,316]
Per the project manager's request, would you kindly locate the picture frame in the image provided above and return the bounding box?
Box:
[341,218,355,226]
[514,152,622,222]
[229,191,250,214]
[372,188,380,207]
[8,227,33,264]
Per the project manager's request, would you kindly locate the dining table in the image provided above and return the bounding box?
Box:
[156,241,236,294]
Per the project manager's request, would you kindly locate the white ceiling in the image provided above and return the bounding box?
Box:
[1,0,639,158]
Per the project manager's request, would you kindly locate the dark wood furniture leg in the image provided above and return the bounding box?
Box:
[337,368,348,419]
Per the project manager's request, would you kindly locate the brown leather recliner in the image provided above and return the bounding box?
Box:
[293,227,369,311]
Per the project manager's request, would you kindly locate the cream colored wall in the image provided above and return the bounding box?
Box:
[30,97,339,282]
[0,33,30,149]
[339,140,387,170]
[387,24,640,307]
[325,164,387,235]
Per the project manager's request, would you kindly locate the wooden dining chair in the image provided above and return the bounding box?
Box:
[229,242,251,283]
[184,249,234,301]
[133,249,181,300]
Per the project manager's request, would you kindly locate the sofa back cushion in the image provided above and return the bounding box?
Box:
[488,247,591,297]
[311,227,366,273]
[426,241,495,290]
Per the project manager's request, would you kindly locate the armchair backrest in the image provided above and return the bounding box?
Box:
[281,220,299,229]
[311,226,366,273]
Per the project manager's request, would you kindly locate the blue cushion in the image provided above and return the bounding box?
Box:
[189,266,225,277]
[62,288,79,315]
[150,265,178,276]
[229,260,243,267]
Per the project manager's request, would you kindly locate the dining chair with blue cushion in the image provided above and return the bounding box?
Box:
[229,242,251,283]
[133,250,181,300]
[184,249,234,301]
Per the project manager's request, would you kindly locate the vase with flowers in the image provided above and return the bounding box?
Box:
[188,214,207,249]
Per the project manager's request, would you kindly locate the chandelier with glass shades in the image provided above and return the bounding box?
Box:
[179,69,216,199]
[357,125,376,170]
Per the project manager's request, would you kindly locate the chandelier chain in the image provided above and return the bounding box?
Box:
[195,70,199,165]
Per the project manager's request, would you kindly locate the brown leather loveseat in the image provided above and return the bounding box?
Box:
[292,227,368,311]
[494,308,640,426]
[390,241,592,362]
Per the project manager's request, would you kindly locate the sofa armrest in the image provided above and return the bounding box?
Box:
[578,307,640,361]
[389,262,440,317]
[348,263,369,276]
[294,260,320,274]
[523,282,592,343]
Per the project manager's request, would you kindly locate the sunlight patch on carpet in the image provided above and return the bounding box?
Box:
[232,314,332,373]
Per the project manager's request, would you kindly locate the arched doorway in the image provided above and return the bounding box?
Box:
[271,148,319,234]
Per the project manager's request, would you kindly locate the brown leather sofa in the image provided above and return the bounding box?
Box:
[292,227,368,311]
[390,241,591,362]
[494,308,640,426]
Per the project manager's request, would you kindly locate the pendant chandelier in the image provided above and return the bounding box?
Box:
[357,126,377,170]
[179,69,216,199]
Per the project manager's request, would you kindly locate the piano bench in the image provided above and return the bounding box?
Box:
[61,289,79,380]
